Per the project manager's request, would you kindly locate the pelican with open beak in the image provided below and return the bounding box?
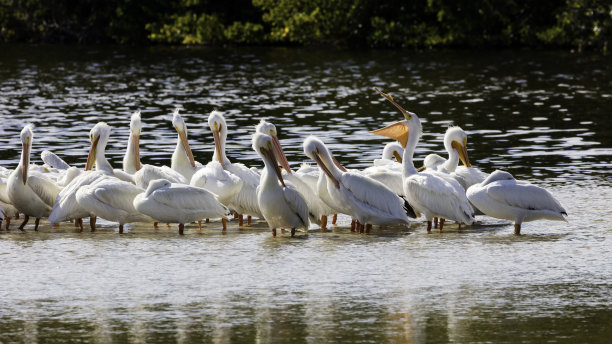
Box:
[7,125,60,231]
[303,135,413,233]
[371,87,474,231]
[253,133,309,237]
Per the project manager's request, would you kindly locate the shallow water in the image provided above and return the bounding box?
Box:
[0,45,611,343]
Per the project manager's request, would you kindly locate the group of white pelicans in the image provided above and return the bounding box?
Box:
[0,88,567,236]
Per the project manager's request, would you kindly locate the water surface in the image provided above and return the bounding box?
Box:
[0,45,611,343]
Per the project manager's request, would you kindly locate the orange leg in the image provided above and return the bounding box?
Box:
[320,215,327,230]
[247,216,252,226]
[514,223,521,235]
[119,224,124,234]
[439,218,445,232]
[365,223,372,233]
[350,219,356,232]
[5,217,10,230]
[34,218,40,231]
[198,220,202,233]
[426,221,432,232]
[332,214,338,224]
[222,217,227,231]
[291,228,296,237]
[272,228,277,237]
[433,217,438,229]
[238,214,244,227]
[205,218,209,223]
[90,217,96,232]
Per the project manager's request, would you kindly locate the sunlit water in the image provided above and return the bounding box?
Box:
[0,45,611,343]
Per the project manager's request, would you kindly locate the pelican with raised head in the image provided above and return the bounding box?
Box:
[171,109,202,182]
[371,87,475,231]
[253,133,309,237]
[7,125,61,230]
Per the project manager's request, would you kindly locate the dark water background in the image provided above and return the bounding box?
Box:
[0,45,611,343]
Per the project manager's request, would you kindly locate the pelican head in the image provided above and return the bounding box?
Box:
[445,126,471,167]
[370,88,422,148]
[86,122,111,171]
[145,178,172,196]
[208,110,229,165]
[172,108,195,167]
[255,119,292,173]
[381,141,404,163]
[129,111,142,171]
[252,133,285,187]
[303,136,340,188]
[20,124,34,184]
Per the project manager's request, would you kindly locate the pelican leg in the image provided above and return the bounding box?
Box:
[320,215,327,231]
[119,224,124,234]
[434,217,438,229]
[233,212,239,220]
[154,222,158,228]
[206,218,210,223]
[458,223,462,230]
[4,217,9,230]
[247,216,252,226]
[222,217,227,231]
[34,218,40,231]
[18,215,29,231]
[332,214,338,224]
[0,219,2,230]
[90,217,96,232]
[77,218,83,232]
[178,223,184,235]
[74,219,80,227]
[355,220,361,233]
[350,219,356,232]
[426,221,432,232]
[238,214,244,227]
[281,228,286,234]
[365,224,372,233]
[514,223,521,235]
[15,213,19,219]
[291,228,296,237]
[198,220,202,233]
[439,218,445,232]
[272,228,277,237]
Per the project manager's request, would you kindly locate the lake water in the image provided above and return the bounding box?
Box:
[0,45,611,343]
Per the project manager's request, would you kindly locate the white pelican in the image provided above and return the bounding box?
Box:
[467,170,567,234]
[371,88,474,231]
[422,126,488,188]
[253,133,309,236]
[303,136,413,232]
[76,177,152,233]
[122,111,188,189]
[255,119,335,228]
[134,179,229,235]
[207,110,262,225]
[49,122,124,231]
[171,109,202,182]
[0,176,19,229]
[123,111,142,175]
[7,125,61,231]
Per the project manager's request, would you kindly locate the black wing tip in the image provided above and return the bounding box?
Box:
[400,195,417,219]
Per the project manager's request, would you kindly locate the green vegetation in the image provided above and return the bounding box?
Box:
[1,0,610,51]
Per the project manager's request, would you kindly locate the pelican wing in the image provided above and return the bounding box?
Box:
[455,166,488,188]
[77,178,151,223]
[341,172,403,216]
[27,173,61,208]
[487,182,566,214]
[152,185,227,214]
[41,150,70,170]
[282,184,310,229]
[405,172,474,223]
[49,171,108,223]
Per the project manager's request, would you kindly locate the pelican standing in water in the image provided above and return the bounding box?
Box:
[303,136,413,232]
[208,110,262,226]
[7,125,61,230]
[135,179,229,235]
[255,119,335,229]
[123,111,188,189]
[253,133,309,237]
[1,176,19,229]
[371,87,474,231]
[171,109,202,182]
[76,177,152,234]
[467,170,567,234]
